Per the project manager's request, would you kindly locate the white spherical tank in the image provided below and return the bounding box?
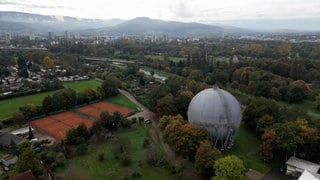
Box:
[187,87,242,149]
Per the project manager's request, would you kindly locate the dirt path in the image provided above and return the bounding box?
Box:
[119,89,200,180]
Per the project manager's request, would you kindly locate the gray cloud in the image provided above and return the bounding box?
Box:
[0,0,64,9]
[169,1,195,18]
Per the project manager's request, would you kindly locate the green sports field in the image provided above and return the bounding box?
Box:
[0,80,101,120]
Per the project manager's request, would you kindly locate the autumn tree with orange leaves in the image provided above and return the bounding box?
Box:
[160,115,208,159]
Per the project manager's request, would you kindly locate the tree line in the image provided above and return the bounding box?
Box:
[11,76,121,126]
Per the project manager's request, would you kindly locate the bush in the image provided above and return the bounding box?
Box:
[131,171,142,178]
[138,117,144,124]
[121,119,132,128]
[76,143,88,156]
[120,153,131,166]
[145,144,167,167]
[131,117,137,124]
[142,138,150,148]
[98,152,105,162]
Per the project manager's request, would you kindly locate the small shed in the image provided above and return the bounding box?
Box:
[286,156,320,178]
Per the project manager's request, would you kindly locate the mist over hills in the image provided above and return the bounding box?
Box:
[0,11,251,36]
[0,11,125,33]
[0,11,318,36]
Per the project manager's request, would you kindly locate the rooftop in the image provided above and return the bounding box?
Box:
[286,156,320,174]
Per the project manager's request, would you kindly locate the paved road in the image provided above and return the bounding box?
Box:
[119,89,200,180]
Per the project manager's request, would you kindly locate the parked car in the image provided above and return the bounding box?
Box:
[144,119,152,124]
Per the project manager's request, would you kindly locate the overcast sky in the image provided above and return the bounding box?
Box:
[0,0,320,22]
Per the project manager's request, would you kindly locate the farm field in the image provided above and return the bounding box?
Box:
[60,124,175,180]
[30,111,94,140]
[0,80,101,120]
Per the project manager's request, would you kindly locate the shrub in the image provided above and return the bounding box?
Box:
[142,138,150,148]
[120,153,131,166]
[131,171,142,178]
[76,143,88,156]
[121,119,132,128]
[145,144,167,167]
[138,117,144,124]
[98,152,105,162]
[131,117,137,124]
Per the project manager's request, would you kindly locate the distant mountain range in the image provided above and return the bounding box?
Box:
[0,11,125,33]
[0,11,251,36]
[0,11,319,36]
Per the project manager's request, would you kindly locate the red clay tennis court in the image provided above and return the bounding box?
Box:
[77,101,133,119]
[30,111,94,140]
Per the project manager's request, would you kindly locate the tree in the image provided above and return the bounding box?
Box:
[51,88,76,111]
[175,90,194,118]
[16,146,40,173]
[42,95,54,114]
[242,97,280,131]
[42,56,54,68]
[101,76,121,97]
[17,55,27,69]
[66,128,83,145]
[62,88,77,109]
[313,93,320,110]
[100,111,119,130]
[83,87,98,102]
[247,70,276,97]
[159,114,184,130]
[260,119,319,162]
[259,128,279,161]
[139,76,145,86]
[156,93,177,117]
[213,155,246,180]
[195,140,221,179]
[19,103,42,120]
[163,118,208,159]
[113,111,124,127]
[18,68,29,78]
[12,112,26,126]
[286,80,311,103]
[77,123,89,139]
[278,42,292,58]
[256,115,275,133]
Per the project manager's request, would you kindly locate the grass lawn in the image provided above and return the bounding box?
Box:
[60,124,174,180]
[141,66,175,78]
[223,125,271,173]
[106,94,139,111]
[279,101,320,119]
[110,64,127,70]
[145,55,185,63]
[0,80,101,120]
[64,80,101,92]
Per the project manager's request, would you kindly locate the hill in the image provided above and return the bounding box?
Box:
[0,11,124,33]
